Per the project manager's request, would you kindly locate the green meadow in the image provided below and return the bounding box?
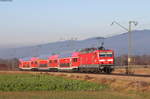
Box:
[0,73,149,99]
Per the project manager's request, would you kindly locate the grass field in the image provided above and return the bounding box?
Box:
[0,73,106,91]
[0,73,150,99]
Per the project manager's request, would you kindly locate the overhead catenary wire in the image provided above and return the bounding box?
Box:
[111,21,138,74]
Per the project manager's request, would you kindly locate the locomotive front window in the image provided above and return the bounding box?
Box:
[100,54,106,57]
[107,54,113,57]
[99,52,113,57]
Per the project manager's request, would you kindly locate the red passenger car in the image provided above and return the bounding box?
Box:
[19,57,32,70]
[37,55,49,71]
[30,57,39,70]
[57,52,80,71]
[58,53,72,70]
[48,55,59,71]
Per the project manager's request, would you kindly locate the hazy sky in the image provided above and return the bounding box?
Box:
[0,0,150,48]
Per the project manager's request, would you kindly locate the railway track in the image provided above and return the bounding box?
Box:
[1,69,150,78]
[100,72,150,78]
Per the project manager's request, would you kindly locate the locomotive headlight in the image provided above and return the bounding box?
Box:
[99,59,105,62]
[107,59,113,61]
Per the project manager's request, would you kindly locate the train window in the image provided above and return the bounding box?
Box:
[106,54,113,57]
[54,60,57,63]
[31,62,34,64]
[99,54,106,57]
[49,60,52,63]
[40,64,47,67]
[99,52,113,57]
[72,58,78,62]
[60,63,70,67]
[35,61,38,64]
[23,63,30,67]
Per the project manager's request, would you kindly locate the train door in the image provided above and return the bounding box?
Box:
[71,57,80,67]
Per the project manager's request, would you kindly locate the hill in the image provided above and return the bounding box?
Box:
[0,30,149,59]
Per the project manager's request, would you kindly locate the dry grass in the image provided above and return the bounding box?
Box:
[114,68,150,75]
[0,91,147,99]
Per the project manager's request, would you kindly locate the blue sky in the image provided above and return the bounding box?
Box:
[0,0,150,48]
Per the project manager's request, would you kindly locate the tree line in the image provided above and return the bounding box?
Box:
[115,55,150,66]
[0,58,19,70]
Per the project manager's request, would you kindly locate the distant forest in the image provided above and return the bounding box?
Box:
[0,55,150,70]
[0,58,19,70]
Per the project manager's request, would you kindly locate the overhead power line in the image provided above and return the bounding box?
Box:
[111,21,138,74]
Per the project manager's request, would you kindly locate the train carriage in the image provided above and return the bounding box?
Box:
[48,54,59,71]
[30,57,39,71]
[19,57,32,70]
[58,53,72,70]
[58,52,80,71]
[37,55,49,71]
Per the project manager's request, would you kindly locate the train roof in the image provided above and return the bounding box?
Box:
[58,52,80,58]
[79,47,97,52]
[49,54,59,59]
[72,52,80,57]
[59,52,73,58]
[98,50,114,52]
[38,54,51,59]
[30,57,39,61]
[20,57,32,61]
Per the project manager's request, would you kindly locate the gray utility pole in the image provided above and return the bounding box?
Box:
[111,21,138,74]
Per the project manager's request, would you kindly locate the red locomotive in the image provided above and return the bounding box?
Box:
[19,47,114,73]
